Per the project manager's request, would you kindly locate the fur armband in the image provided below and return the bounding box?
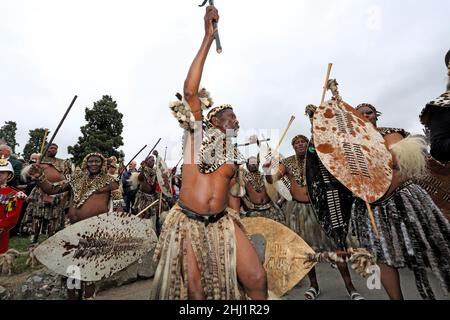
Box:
[127,172,140,190]
[230,182,245,198]
[169,87,213,131]
[21,164,33,182]
[390,135,427,179]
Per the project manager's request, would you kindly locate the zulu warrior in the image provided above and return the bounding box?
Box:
[419,50,450,163]
[353,103,450,300]
[133,151,168,229]
[22,143,72,242]
[238,156,285,223]
[264,134,363,300]
[417,50,450,220]
[27,153,119,299]
[150,5,267,300]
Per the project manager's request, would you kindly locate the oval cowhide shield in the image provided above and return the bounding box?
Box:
[306,142,354,248]
[312,99,392,203]
[34,212,157,282]
[241,217,315,297]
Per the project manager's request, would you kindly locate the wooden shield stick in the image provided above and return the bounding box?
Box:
[144,138,162,160]
[136,199,159,218]
[275,116,296,153]
[320,63,333,105]
[199,0,222,53]
[118,144,148,179]
[39,129,49,155]
[38,95,77,165]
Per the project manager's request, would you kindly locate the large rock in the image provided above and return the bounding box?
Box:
[7,268,67,300]
[96,249,156,292]
[137,248,156,278]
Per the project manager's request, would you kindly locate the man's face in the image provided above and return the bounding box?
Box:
[293,138,308,156]
[0,146,11,158]
[30,154,40,163]
[107,165,116,174]
[213,110,240,137]
[129,161,137,171]
[146,157,155,168]
[46,145,58,157]
[87,156,103,175]
[246,157,259,172]
[357,106,377,126]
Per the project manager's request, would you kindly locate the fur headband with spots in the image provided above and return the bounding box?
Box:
[206,104,234,123]
[356,103,382,118]
[81,153,107,173]
[291,135,309,146]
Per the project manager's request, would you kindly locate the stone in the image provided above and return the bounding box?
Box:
[137,249,156,279]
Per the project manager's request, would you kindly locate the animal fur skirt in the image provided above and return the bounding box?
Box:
[149,203,247,300]
[351,182,450,299]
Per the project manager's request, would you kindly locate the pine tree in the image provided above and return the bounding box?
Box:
[22,128,50,161]
[0,121,19,153]
[68,95,124,166]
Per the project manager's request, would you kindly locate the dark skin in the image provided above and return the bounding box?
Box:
[139,155,157,194]
[264,138,309,202]
[38,145,65,183]
[28,155,119,224]
[29,155,118,300]
[244,157,271,205]
[180,5,267,300]
[31,144,66,237]
[264,137,359,299]
[357,105,406,300]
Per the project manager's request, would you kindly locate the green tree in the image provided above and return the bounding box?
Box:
[0,121,19,153]
[68,95,124,166]
[22,128,50,161]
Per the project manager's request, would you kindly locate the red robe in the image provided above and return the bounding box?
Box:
[0,186,24,253]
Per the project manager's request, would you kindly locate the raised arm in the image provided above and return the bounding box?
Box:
[183,5,219,121]
[27,164,70,195]
[263,160,287,184]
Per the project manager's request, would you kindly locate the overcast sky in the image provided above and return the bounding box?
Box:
[1,0,449,167]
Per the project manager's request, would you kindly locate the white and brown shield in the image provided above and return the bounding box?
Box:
[312,99,392,203]
[259,143,292,202]
[34,212,157,282]
[156,155,172,197]
[241,217,315,297]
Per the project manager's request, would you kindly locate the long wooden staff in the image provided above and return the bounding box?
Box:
[39,129,49,155]
[118,144,147,179]
[199,0,222,53]
[136,200,159,218]
[320,63,333,105]
[174,156,183,168]
[37,95,77,165]
[275,116,296,153]
[144,138,161,160]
